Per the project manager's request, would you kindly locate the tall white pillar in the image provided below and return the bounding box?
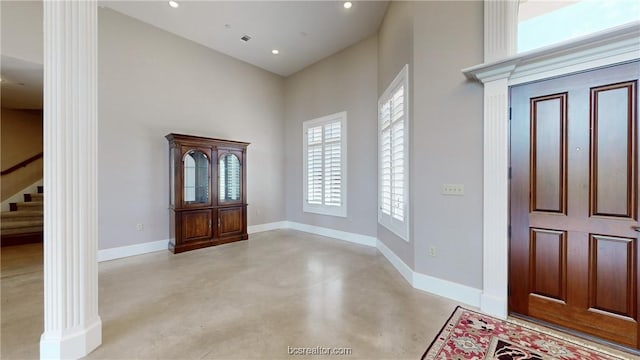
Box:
[480,0,519,319]
[484,0,519,62]
[40,1,102,359]
[480,77,511,319]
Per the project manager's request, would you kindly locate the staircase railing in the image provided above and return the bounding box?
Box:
[1,152,44,176]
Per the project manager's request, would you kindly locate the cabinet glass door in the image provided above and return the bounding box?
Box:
[219,153,241,202]
[183,150,209,204]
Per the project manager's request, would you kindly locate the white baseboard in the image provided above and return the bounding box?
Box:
[413,272,481,307]
[1,179,43,212]
[284,221,377,247]
[376,239,414,284]
[376,239,481,308]
[98,239,168,262]
[248,221,287,234]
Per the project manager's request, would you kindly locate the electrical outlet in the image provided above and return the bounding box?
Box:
[429,246,437,257]
[136,223,144,231]
[442,183,464,196]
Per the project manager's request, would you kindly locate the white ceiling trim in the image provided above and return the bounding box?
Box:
[464,21,640,85]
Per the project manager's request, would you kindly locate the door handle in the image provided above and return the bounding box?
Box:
[632,226,640,232]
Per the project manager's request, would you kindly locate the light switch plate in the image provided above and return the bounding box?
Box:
[442,184,464,196]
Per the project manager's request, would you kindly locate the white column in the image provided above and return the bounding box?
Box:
[479,0,520,320]
[480,77,511,318]
[40,1,102,359]
[484,0,519,62]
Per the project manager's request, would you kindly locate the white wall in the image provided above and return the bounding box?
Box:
[284,36,378,236]
[97,8,285,249]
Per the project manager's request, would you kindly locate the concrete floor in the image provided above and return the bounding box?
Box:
[1,229,460,359]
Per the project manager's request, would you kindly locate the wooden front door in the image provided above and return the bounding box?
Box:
[510,61,640,348]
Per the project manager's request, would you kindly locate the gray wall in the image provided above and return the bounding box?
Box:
[375,1,484,287]
[376,1,415,267]
[1,1,42,64]
[3,2,487,291]
[284,36,378,237]
[98,9,285,249]
[411,1,484,288]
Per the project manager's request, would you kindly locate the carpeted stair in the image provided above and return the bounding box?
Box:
[1,186,43,246]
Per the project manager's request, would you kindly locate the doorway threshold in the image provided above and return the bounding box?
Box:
[509,312,640,358]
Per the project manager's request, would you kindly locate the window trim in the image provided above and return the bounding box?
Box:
[302,111,348,218]
[378,64,410,241]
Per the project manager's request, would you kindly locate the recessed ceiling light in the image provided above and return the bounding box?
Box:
[272,49,280,55]
[168,1,179,9]
[344,2,352,9]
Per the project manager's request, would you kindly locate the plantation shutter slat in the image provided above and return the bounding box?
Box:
[304,115,346,216]
[391,116,404,221]
[324,138,341,206]
[380,73,407,226]
[307,125,323,204]
[381,105,392,216]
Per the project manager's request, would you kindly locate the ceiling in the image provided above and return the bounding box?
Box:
[1,1,387,110]
[0,55,43,110]
[101,0,389,77]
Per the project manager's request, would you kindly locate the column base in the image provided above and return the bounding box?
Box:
[40,317,102,360]
[480,293,508,319]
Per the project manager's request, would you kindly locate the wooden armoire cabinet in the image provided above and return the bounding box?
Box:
[166,133,249,253]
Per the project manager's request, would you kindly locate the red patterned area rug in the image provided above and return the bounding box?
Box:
[422,307,626,360]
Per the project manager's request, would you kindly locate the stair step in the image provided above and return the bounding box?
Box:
[1,226,43,236]
[10,201,43,211]
[1,210,43,220]
[0,231,43,246]
[3,187,44,236]
[1,219,44,230]
[24,193,44,202]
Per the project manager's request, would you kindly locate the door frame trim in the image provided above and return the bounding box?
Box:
[462,20,640,319]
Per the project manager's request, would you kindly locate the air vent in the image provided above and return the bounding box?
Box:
[240,35,252,42]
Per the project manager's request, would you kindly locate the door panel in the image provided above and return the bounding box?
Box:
[589,234,636,317]
[218,207,244,237]
[531,93,567,213]
[590,82,637,219]
[181,210,212,242]
[530,228,567,302]
[510,61,640,349]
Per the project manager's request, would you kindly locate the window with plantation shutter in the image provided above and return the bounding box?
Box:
[303,112,347,217]
[379,65,409,241]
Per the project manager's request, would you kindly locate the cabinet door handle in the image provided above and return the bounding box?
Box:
[218,218,221,227]
[209,219,212,228]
